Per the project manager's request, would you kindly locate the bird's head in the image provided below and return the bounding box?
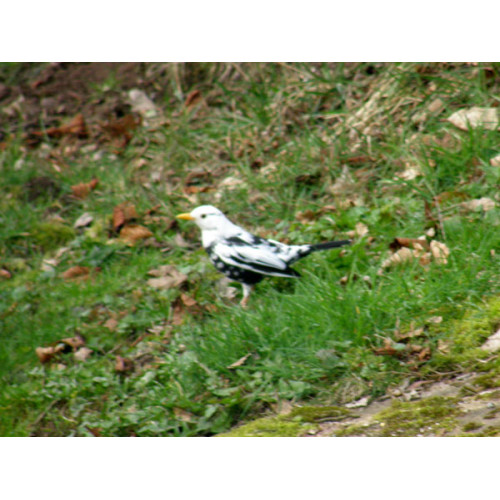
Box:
[176,205,228,231]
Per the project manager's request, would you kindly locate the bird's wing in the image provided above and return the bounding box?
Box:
[214,234,291,274]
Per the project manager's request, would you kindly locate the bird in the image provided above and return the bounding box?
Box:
[176,205,351,307]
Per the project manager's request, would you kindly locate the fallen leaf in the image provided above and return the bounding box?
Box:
[74,212,94,228]
[119,224,153,245]
[461,197,496,212]
[396,164,422,181]
[184,90,203,109]
[128,89,158,118]
[490,154,500,167]
[183,185,214,195]
[417,346,431,361]
[113,202,138,232]
[296,209,317,224]
[99,114,141,149]
[173,407,194,422]
[447,107,498,131]
[33,113,88,138]
[147,265,187,290]
[74,347,93,362]
[227,353,252,369]
[427,316,443,324]
[389,237,429,251]
[380,247,415,268]
[104,318,119,331]
[61,334,85,350]
[71,178,99,199]
[373,338,406,357]
[396,324,425,341]
[62,266,90,281]
[0,269,12,279]
[354,222,369,237]
[35,344,65,364]
[180,293,197,307]
[115,355,135,373]
[430,240,450,265]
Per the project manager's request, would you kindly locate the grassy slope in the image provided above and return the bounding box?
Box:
[0,62,499,436]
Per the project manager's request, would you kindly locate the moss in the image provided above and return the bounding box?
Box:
[218,415,317,437]
[218,405,353,437]
[336,396,459,437]
[474,373,500,390]
[424,296,500,372]
[462,421,482,432]
[31,222,75,251]
[470,425,500,437]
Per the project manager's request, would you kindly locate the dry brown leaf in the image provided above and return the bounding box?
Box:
[373,338,405,357]
[390,237,429,251]
[490,154,500,167]
[74,212,94,229]
[104,318,119,331]
[113,202,138,232]
[461,197,496,212]
[74,347,93,362]
[354,222,369,237]
[119,224,153,245]
[173,407,194,422]
[171,302,185,325]
[227,353,251,369]
[147,265,187,290]
[180,293,197,307]
[61,335,85,350]
[183,185,214,195]
[115,355,135,373]
[447,107,498,131]
[430,240,450,265]
[71,178,99,199]
[35,344,65,364]
[99,114,141,149]
[184,90,203,109]
[296,209,317,224]
[433,191,468,204]
[33,113,88,138]
[61,266,90,281]
[0,269,12,279]
[417,346,431,361]
[396,324,425,341]
[396,164,422,181]
[381,247,415,268]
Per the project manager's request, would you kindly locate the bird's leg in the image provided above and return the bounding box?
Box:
[240,284,253,308]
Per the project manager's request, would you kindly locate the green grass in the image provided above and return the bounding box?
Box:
[1,62,499,435]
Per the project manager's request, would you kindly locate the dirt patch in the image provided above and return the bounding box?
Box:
[0,62,171,142]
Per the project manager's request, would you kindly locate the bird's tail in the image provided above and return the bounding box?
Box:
[309,240,351,252]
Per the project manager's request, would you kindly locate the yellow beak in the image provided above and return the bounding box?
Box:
[176,212,194,221]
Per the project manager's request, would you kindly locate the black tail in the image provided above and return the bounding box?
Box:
[309,240,351,252]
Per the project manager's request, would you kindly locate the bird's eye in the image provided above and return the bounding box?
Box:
[201,214,207,219]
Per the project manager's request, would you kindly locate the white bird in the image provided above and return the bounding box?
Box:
[176,205,350,307]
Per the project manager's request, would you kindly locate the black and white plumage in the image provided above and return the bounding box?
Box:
[176,205,351,306]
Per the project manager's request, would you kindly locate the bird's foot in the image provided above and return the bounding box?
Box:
[240,296,250,308]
